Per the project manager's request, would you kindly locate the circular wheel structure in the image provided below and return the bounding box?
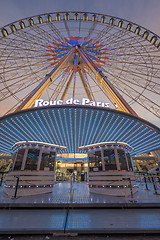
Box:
[0,12,160,125]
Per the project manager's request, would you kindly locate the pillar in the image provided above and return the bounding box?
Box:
[101,148,105,171]
[114,147,120,171]
[21,148,29,170]
[54,151,57,172]
[12,151,18,170]
[37,147,43,170]
[124,151,129,171]
[87,151,90,174]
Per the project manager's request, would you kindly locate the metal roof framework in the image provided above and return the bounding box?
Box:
[0,105,159,156]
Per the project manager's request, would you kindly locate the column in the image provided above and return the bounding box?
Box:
[114,148,120,171]
[101,148,105,171]
[21,148,29,170]
[37,148,43,170]
[54,151,57,172]
[124,151,129,171]
[12,151,18,170]
[87,150,90,173]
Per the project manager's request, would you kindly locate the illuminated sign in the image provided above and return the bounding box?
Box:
[35,98,109,108]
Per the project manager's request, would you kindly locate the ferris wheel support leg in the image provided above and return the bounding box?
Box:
[61,71,74,101]
[15,48,75,112]
[77,46,137,116]
[78,67,94,101]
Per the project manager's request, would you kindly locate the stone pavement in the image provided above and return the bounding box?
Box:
[0,208,160,234]
[0,182,160,205]
[0,182,160,235]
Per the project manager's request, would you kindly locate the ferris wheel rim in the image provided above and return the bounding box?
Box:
[0,11,159,123]
[0,11,160,48]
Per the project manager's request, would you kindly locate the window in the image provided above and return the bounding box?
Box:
[89,151,102,171]
[104,149,117,170]
[40,152,55,171]
[25,149,39,170]
[118,149,128,170]
[14,149,25,170]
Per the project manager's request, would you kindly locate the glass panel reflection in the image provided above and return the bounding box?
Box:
[40,152,55,171]
[104,149,117,170]
[14,149,25,170]
[89,151,102,171]
[118,149,128,170]
[25,149,40,170]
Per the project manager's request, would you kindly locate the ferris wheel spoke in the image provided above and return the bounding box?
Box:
[115,84,160,118]
[106,68,160,109]
[0,65,52,92]
[63,19,71,38]
[98,31,135,48]
[78,67,95,101]
[100,28,129,46]
[1,56,62,74]
[47,21,67,43]
[11,31,51,49]
[105,69,158,95]
[105,35,147,50]
[87,70,113,103]
[99,59,160,86]
[85,21,98,41]
[91,24,114,44]
[32,24,58,40]
[0,77,44,101]
[0,66,65,102]
[103,56,160,78]
[51,70,71,100]
[61,71,74,100]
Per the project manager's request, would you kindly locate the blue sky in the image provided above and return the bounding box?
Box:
[0,0,160,36]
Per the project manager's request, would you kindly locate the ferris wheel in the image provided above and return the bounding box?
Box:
[0,12,160,123]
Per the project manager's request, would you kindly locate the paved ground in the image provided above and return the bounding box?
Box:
[0,182,160,236]
[0,208,160,234]
[0,182,160,205]
[1,234,160,240]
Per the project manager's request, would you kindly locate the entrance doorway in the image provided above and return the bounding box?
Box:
[55,153,88,182]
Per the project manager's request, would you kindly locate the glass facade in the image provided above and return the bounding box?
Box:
[104,149,117,170]
[118,149,128,170]
[14,149,25,170]
[25,149,40,170]
[89,151,102,171]
[40,152,55,171]
[55,161,88,182]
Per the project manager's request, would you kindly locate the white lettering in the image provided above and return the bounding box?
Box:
[73,99,80,105]
[96,102,101,107]
[50,100,56,105]
[34,98,110,109]
[101,101,105,107]
[43,100,49,106]
[105,103,109,108]
[89,101,96,106]
[35,99,43,107]
[57,100,63,105]
[82,98,90,105]
[66,98,73,104]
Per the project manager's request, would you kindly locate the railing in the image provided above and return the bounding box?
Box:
[135,171,160,195]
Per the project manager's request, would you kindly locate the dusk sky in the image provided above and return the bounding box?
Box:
[0,0,160,37]
[0,0,159,127]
